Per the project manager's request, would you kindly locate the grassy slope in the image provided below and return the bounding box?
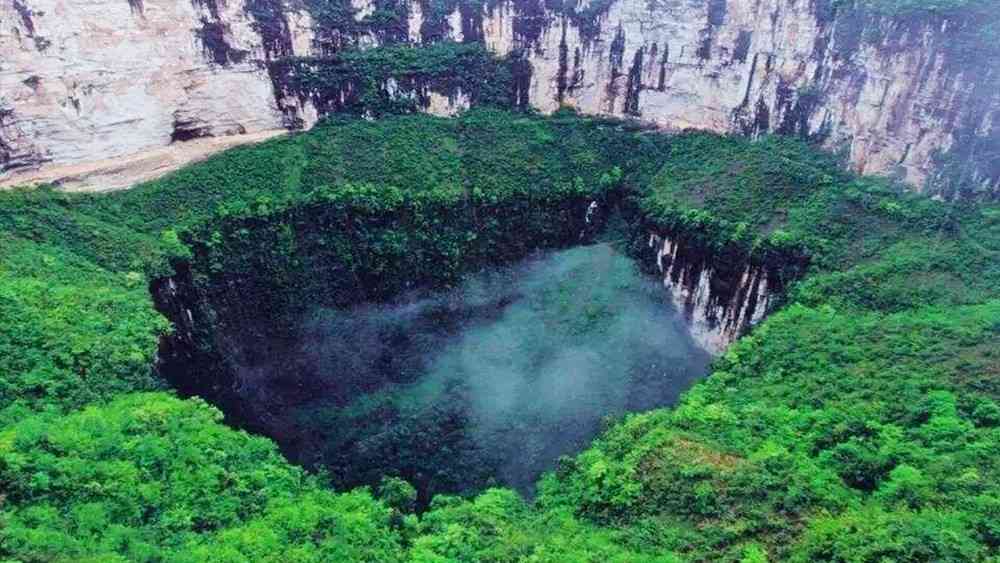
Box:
[0,111,998,561]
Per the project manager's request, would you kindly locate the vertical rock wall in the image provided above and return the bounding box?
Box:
[0,0,472,186]
[0,0,291,174]
[475,0,999,196]
[648,233,775,354]
[2,0,997,197]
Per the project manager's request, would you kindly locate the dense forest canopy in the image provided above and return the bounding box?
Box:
[1,108,998,561]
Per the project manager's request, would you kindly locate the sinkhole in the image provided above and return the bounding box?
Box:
[151,194,777,506]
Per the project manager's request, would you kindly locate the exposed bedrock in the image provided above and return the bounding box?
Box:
[1,0,997,197]
[646,232,781,354]
[500,0,999,197]
[0,0,289,175]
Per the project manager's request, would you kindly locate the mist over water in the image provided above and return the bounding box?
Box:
[236,243,712,498]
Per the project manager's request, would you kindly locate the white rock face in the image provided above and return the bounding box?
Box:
[427,89,471,116]
[2,0,996,193]
[0,0,477,189]
[0,0,291,178]
[648,233,771,354]
[478,0,998,191]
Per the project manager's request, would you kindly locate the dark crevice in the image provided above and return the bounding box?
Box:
[192,0,221,19]
[196,18,251,65]
[733,30,752,64]
[247,0,295,59]
[170,115,214,143]
[127,0,144,15]
[511,0,550,48]
[623,46,643,116]
[459,1,484,43]
[605,25,626,113]
[13,0,35,35]
[557,19,569,103]
[510,50,533,110]
[657,43,669,91]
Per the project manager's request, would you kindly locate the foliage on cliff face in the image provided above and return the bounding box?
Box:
[172,110,634,333]
[269,43,521,118]
[1,110,999,561]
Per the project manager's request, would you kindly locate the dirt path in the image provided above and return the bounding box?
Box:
[0,130,289,193]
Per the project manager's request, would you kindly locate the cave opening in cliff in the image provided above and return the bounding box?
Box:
[148,199,770,506]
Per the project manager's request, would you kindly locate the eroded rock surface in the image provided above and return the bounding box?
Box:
[0,0,287,177]
[2,0,997,195]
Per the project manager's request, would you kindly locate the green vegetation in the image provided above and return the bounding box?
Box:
[302,0,410,49]
[535,128,1000,560]
[1,393,403,561]
[270,43,521,118]
[2,109,999,561]
[173,111,635,342]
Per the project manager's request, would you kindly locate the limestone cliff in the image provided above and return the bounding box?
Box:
[0,0,293,174]
[501,0,999,198]
[647,232,779,354]
[2,0,997,197]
